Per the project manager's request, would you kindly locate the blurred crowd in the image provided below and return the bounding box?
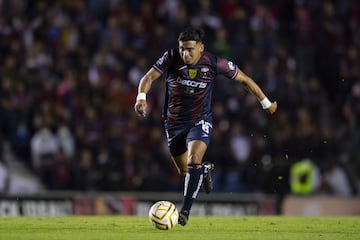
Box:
[0,0,359,196]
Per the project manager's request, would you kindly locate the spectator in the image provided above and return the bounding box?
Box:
[290,158,321,195]
[30,127,59,172]
[320,160,352,196]
[57,125,75,159]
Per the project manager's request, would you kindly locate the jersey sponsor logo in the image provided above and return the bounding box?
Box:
[177,78,207,88]
[188,69,197,79]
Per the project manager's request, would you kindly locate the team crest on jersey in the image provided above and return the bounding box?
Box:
[188,69,197,79]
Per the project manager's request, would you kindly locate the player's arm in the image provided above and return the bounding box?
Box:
[234,69,277,114]
[134,67,162,117]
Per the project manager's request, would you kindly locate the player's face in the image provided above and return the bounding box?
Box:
[178,40,204,65]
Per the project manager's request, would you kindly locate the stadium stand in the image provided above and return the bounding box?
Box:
[0,0,359,196]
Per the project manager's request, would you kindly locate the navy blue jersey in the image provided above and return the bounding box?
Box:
[153,48,238,126]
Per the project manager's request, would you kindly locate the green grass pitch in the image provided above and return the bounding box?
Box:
[0,216,358,240]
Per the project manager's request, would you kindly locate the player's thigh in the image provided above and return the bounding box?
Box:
[165,126,189,175]
[186,119,212,164]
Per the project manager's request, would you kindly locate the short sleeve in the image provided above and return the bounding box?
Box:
[153,49,174,74]
[216,57,239,80]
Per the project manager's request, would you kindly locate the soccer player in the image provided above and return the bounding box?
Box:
[134,27,277,226]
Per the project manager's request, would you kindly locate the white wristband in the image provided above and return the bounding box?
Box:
[260,97,271,109]
[136,92,146,101]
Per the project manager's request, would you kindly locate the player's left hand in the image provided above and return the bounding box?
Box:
[265,101,277,114]
[134,100,147,117]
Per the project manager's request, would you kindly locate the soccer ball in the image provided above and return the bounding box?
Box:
[148,201,179,230]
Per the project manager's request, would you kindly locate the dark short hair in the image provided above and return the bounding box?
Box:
[178,27,205,43]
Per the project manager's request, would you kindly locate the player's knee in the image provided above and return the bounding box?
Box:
[188,153,202,165]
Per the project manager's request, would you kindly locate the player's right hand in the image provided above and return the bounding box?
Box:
[134,100,147,117]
